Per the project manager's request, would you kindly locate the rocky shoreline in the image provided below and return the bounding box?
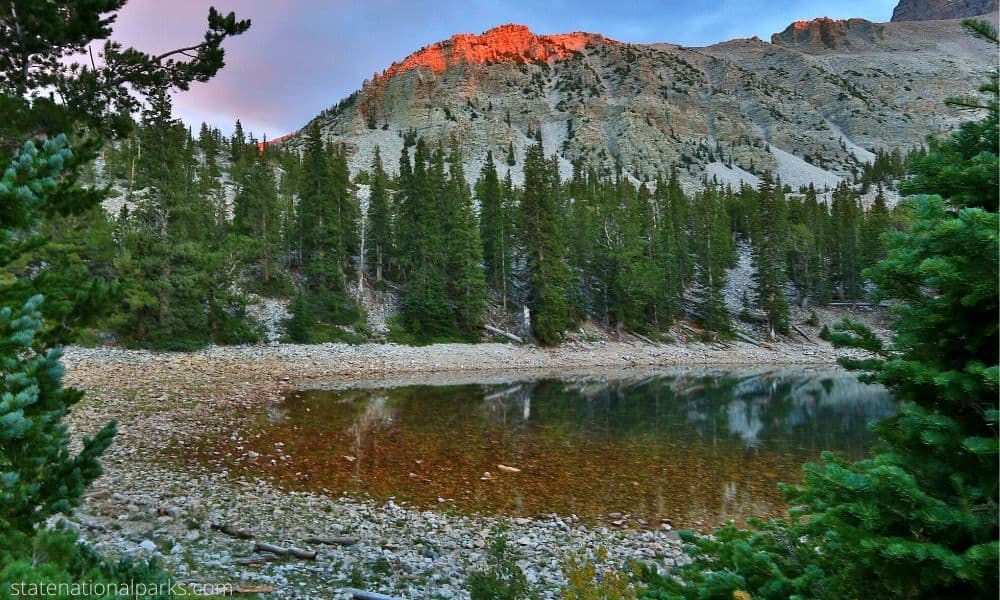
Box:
[60,337,862,598]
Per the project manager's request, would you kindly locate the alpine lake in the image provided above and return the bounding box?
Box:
[198,368,895,531]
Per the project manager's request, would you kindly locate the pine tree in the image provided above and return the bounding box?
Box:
[0,0,248,583]
[650,21,998,598]
[518,138,569,344]
[750,172,790,336]
[445,145,486,337]
[115,94,257,349]
[652,175,683,324]
[233,140,283,289]
[298,122,344,292]
[830,181,862,301]
[690,187,732,336]
[365,145,392,286]
[859,186,892,272]
[396,140,454,341]
[477,150,512,308]
[0,139,117,536]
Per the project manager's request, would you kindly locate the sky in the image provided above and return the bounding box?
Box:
[104,0,899,138]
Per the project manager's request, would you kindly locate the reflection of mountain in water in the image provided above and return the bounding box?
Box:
[479,370,894,450]
[237,369,896,529]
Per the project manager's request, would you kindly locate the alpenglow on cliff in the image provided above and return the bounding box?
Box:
[282,9,997,190]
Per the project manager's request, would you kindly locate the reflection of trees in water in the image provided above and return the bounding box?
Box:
[473,371,894,452]
[348,394,393,481]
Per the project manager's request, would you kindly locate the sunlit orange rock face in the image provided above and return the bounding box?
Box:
[771,17,885,51]
[381,23,616,79]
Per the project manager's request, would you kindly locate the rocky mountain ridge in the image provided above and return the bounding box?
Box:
[891,0,997,21]
[281,11,996,191]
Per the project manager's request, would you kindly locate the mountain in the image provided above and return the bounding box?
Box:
[891,0,998,21]
[282,16,995,190]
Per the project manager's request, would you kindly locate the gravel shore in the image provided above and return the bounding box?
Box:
[60,336,860,599]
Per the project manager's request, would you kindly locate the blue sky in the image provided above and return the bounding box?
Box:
[109,0,899,137]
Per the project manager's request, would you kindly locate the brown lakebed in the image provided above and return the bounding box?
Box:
[196,368,894,530]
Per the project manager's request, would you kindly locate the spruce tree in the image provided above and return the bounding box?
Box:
[396,140,453,341]
[445,145,486,337]
[233,140,283,289]
[690,187,732,336]
[750,172,790,336]
[517,138,569,344]
[365,145,392,286]
[477,150,512,307]
[650,21,998,598]
[0,0,248,584]
[115,94,257,349]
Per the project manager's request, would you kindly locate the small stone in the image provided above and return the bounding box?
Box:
[138,539,156,553]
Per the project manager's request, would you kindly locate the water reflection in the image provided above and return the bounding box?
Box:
[211,369,894,530]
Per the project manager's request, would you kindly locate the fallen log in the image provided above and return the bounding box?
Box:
[253,542,317,560]
[231,553,280,565]
[346,590,403,600]
[485,324,524,344]
[227,585,274,595]
[211,523,253,540]
[734,330,764,347]
[303,535,359,546]
[632,332,657,345]
[791,323,812,342]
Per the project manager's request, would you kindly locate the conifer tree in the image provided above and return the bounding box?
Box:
[115,94,257,349]
[233,140,283,288]
[750,172,790,336]
[0,0,248,584]
[298,122,344,292]
[518,138,569,344]
[445,145,486,337]
[396,140,453,340]
[651,22,998,598]
[365,145,392,286]
[690,187,731,335]
[477,150,512,307]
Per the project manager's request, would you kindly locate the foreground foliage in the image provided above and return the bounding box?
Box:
[644,19,998,600]
[1,0,248,592]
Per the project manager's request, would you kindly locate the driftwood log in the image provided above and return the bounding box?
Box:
[231,553,280,565]
[303,535,359,546]
[485,324,524,343]
[734,330,764,347]
[252,542,317,560]
[791,323,812,342]
[211,523,253,539]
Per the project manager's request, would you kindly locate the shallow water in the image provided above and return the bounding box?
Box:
[214,369,894,529]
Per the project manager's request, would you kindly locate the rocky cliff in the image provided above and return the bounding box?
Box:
[891,0,998,21]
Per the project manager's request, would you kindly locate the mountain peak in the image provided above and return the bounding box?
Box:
[891,0,998,21]
[771,17,885,51]
[379,24,615,79]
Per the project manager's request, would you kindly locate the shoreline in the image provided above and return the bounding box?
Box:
[59,339,865,599]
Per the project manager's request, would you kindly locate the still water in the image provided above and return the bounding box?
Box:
[214,369,894,530]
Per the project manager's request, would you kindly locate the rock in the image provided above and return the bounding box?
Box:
[138,539,157,554]
[497,464,521,473]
